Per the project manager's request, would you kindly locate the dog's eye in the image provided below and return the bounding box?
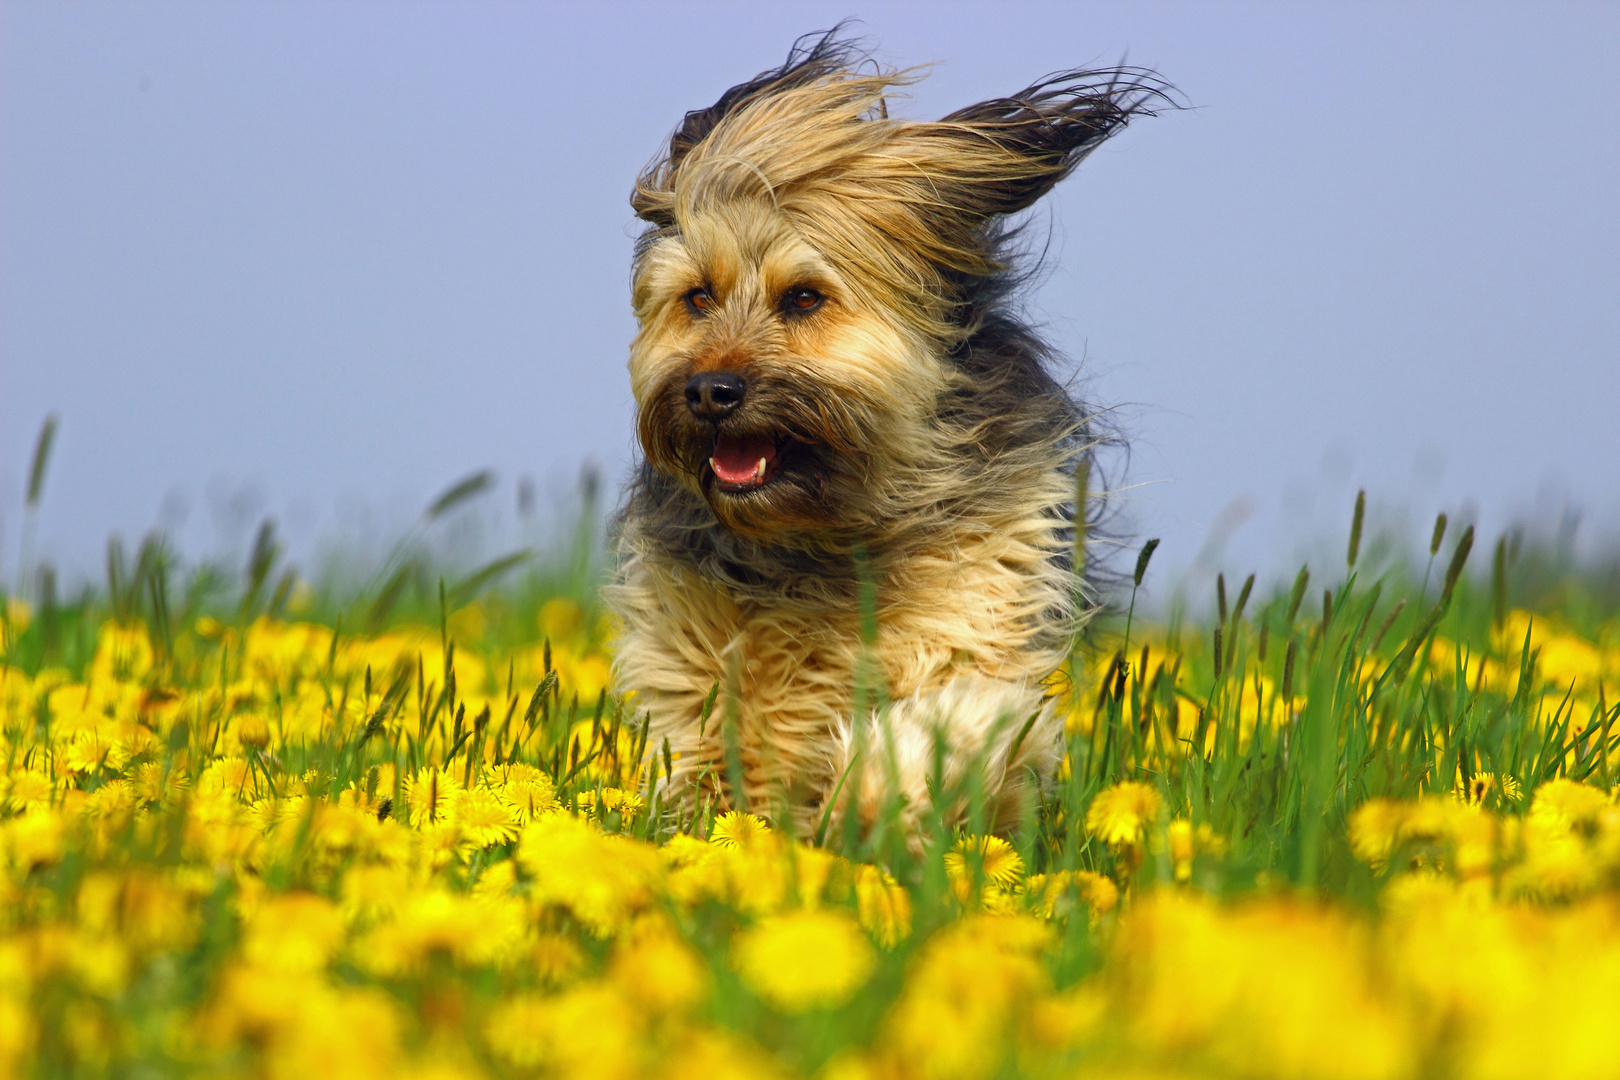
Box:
[684,288,713,315]
[781,287,824,316]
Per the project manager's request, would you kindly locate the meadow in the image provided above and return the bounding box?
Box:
[2,456,1619,1079]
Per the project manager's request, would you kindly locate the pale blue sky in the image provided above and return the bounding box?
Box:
[3,2,1617,597]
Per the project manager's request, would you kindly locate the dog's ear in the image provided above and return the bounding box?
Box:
[632,27,867,226]
[935,69,1173,221]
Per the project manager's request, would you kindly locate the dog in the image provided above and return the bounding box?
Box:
[607,31,1163,839]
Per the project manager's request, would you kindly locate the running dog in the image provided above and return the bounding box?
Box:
[608,31,1163,838]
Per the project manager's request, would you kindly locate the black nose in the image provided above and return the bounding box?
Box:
[684,371,746,421]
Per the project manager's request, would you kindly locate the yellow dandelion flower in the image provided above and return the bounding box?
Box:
[573,786,646,819]
[789,844,840,908]
[1509,823,1597,900]
[403,768,462,828]
[661,833,712,868]
[233,714,272,751]
[602,786,644,815]
[205,963,315,1046]
[5,809,64,871]
[1113,894,1411,1080]
[1024,985,1110,1060]
[84,779,138,822]
[74,868,200,953]
[472,858,517,901]
[486,986,642,1077]
[1025,870,1119,920]
[517,813,662,936]
[710,811,772,849]
[57,787,88,820]
[307,798,388,861]
[666,832,812,916]
[944,835,1025,890]
[90,621,154,683]
[5,768,54,811]
[341,863,413,922]
[482,994,554,1071]
[131,760,185,805]
[1454,771,1522,807]
[884,915,1051,1079]
[612,926,711,1014]
[1530,779,1610,828]
[733,909,875,1013]
[242,892,344,973]
[455,786,519,849]
[369,760,397,797]
[662,1028,788,1080]
[358,889,526,976]
[532,933,588,986]
[1348,797,1406,866]
[1457,773,1492,806]
[855,865,911,948]
[269,985,403,1080]
[413,822,464,869]
[61,731,121,775]
[487,763,557,822]
[667,845,738,911]
[198,757,256,799]
[1085,781,1162,846]
[54,930,132,999]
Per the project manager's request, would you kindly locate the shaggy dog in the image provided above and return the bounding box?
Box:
[608,32,1163,838]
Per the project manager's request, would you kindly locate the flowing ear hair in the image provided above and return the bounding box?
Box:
[935,68,1174,221]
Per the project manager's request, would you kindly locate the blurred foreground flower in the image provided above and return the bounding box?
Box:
[1087,781,1162,846]
[733,910,875,1012]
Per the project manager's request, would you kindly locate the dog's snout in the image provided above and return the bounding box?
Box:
[684,371,746,421]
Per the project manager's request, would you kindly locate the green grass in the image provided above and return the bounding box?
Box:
[8,476,1616,898]
[4,453,1619,1077]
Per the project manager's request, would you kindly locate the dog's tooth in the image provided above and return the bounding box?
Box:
[754,458,767,481]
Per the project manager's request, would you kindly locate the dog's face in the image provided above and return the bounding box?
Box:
[629,200,944,542]
[625,36,1161,544]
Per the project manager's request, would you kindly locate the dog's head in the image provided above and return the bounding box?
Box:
[627,32,1162,544]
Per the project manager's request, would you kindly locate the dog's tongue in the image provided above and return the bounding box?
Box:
[710,434,776,485]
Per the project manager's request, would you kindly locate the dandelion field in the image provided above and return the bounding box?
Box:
[3,468,1620,1080]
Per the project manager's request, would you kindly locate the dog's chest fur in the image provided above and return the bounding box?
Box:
[609,486,1066,811]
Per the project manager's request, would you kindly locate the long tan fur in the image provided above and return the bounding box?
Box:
[608,32,1165,836]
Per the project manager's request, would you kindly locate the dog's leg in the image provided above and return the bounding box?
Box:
[608,555,732,810]
[828,676,1062,842]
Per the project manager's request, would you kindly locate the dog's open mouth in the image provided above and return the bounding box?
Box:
[709,432,784,493]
